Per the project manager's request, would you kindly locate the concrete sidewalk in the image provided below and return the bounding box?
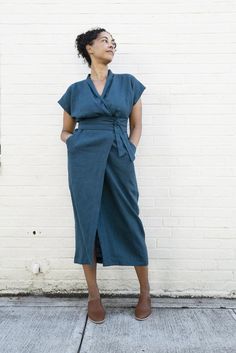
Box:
[0,296,236,353]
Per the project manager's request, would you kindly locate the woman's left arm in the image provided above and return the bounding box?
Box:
[129,98,143,148]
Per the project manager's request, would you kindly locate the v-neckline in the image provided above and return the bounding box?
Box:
[86,69,113,99]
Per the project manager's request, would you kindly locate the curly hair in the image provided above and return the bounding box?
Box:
[75,27,116,67]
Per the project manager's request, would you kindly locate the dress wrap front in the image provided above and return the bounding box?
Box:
[57,69,149,266]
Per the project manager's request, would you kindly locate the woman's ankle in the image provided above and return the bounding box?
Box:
[88,291,100,301]
[139,288,151,297]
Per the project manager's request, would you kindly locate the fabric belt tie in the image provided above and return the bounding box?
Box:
[77,119,135,162]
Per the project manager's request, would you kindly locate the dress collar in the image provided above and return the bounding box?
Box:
[86,68,112,80]
[86,69,114,99]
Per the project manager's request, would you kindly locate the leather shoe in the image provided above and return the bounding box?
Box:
[135,294,152,320]
[87,297,106,324]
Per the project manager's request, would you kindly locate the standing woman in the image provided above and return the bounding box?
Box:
[57,27,151,324]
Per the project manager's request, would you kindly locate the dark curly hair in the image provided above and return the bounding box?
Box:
[75,27,117,67]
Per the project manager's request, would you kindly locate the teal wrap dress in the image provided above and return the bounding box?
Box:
[57,69,149,266]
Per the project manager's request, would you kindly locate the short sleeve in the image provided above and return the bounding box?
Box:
[57,85,72,115]
[130,75,146,105]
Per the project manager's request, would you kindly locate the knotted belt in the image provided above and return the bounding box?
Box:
[77,118,135,162]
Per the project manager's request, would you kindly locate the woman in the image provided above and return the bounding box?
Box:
[57,27,151,324]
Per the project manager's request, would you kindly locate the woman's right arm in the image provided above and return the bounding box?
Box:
[60,110,76,143]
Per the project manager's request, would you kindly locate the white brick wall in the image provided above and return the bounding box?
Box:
[0,1,236,297]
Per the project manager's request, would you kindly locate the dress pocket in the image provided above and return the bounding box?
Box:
[66,128,83,150]
[129,139,137,152]
[65,133,74,146]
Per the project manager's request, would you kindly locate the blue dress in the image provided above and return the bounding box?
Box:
[57,69,149,266]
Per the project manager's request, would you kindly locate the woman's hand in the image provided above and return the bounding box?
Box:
[65,133,73,143]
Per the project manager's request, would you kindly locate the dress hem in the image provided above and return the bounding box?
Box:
[73,258,148,267]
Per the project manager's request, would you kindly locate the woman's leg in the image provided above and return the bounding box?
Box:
[134,265,152,319]
[134,265,151,296]
[82,248,100,300]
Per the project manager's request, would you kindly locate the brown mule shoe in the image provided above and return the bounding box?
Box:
[135,294,152,320]
[87,297,106,324]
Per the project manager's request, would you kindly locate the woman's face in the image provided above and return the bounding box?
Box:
[86,31,116,65]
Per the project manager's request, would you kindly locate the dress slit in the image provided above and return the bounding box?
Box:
[91,166,108,266]
[94,230,103,264]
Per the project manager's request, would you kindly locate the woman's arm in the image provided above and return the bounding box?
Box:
[60,110,76,143]
[129,98,143,147]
